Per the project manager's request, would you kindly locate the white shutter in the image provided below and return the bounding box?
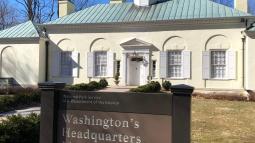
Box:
[107,52,115,77]
[182,50,191,79]
[72,51,79,77]
[227,50,236,79]
[87,52,95,78]
[202,51,210,79]
[160,52,168,78]
[51,51,60,77]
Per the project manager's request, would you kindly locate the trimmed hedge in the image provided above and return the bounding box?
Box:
[68,79,108,91]
[162,81,172,91]
[99,78,108,88]
[0,88,40,113]
[0,114,40,143]
[130,81,161,93]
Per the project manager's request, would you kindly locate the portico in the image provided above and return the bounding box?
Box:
[120,38,157,86]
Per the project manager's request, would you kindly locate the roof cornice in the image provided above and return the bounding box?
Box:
[0,37,40,44]
[40,17,253,34]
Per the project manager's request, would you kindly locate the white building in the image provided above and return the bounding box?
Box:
[0,0,255,90]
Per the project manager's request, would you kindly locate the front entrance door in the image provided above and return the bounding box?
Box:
[128,60,141,86]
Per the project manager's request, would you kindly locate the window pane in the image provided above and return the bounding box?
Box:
[211,51,226,78]
[61,52,72,76]
[95,52,107,76]
[168,51,182,78]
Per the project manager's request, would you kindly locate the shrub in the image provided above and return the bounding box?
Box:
[130,81,161,93]
[88,81,100,90]
[99,78,108,88]
[67,81,109,91]
[150,81,161,91]
[68,83,89,90]
[0,113,40,143]
[0,88,40,113]
[162,81,172,91]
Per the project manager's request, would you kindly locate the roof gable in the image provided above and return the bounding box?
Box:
[47,0,251,25]
[120,38,159,51]
[0,21,39,39]
[120,38,153,47]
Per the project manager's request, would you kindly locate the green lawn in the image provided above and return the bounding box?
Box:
[192,98,255,143]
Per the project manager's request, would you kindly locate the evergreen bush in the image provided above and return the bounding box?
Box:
[99,78,108,88]
[162,81,172,91]
[0,113,40,143]
[130,81,161,93]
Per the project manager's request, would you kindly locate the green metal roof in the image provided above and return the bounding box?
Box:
[47,0,251,25]
[0,21,39,39]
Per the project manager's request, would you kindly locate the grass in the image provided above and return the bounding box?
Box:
[192,98,255,143]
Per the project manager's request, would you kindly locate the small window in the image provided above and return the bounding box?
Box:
[116,60,120,74]
[168,51,182,78]
[211,50,226,79]
[152,60,156,78]
[60,51,73,76]
[95,51,107,76]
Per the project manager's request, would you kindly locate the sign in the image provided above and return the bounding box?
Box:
[38,83,193,143]
[57,92,172,143]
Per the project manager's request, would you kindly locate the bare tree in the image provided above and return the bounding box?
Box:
[16,0,56,23]
[0,1,18,30]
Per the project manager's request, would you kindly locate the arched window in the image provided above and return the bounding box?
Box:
[203,35,236,80]
[51,39,79,77]
[87,38,115,78]
[160,37,191,79]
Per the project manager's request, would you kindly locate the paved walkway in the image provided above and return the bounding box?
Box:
[0,107,40,122]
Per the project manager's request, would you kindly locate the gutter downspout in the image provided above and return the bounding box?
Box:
[45,41,49,82]
[241,18,249,90]
[242,36,246,89]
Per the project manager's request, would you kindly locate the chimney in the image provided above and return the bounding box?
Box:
[134,0,161,7]
[58,0,75,17]
[235,0,248,13]
[110,0,124,4]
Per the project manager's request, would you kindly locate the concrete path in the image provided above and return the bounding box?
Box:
[0,106,40,121]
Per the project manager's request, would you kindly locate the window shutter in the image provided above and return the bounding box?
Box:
[51,51,60,77]
[227,50,236,79]
[72,51,79,77]
[160,52,168,78]
[107,52,115,77]
[202,51,210,79]
[182,50,191,79]
[87,52,95,78]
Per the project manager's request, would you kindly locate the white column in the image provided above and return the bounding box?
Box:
[121,53,127,86]
[144,53,150,83]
